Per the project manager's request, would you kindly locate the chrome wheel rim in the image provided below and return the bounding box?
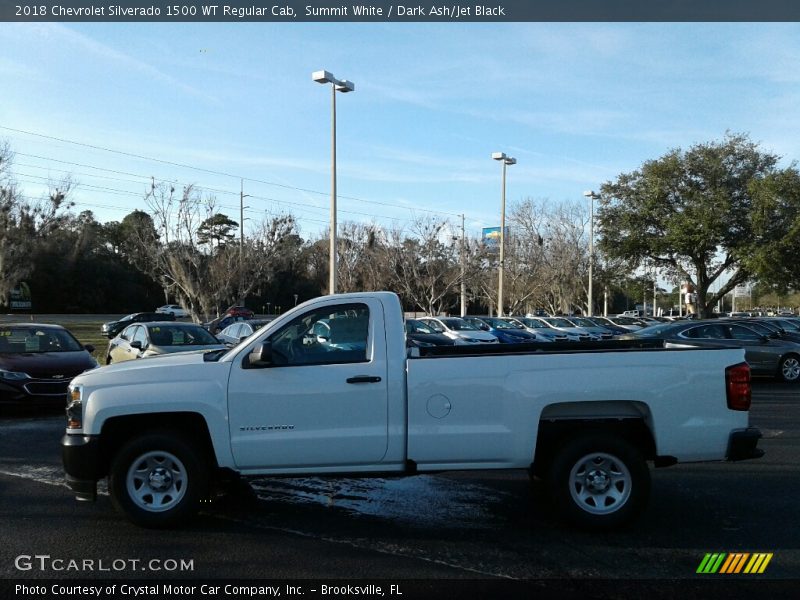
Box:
[569,452,631,515]
[126,450,187,512]
[782,357,800,381]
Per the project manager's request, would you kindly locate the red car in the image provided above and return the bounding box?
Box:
[224,306,254,318]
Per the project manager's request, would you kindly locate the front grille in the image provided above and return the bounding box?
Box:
[23,380,70,396]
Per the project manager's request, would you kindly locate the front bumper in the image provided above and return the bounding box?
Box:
[726,427,764,461]
[61,434,104,501]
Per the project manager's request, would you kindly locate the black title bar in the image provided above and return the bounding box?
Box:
[3,0,800,22]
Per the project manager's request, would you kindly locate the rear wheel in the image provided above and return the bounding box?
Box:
[779,354,800,382]
[109,431,208,528]
[547,433,649,529]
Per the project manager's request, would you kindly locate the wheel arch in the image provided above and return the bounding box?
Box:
[97,412,218,478]
[532,401,657,477]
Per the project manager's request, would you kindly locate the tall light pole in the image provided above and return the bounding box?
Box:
[239,179,250,304]
[459,214,466,317]
[492,152,516,316]
[583,190,600,317]
[312,70,355,295]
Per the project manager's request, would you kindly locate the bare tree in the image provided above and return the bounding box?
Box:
[335,221,393,293]
[130,181,298,320]
[475,198,591,316]
[386,216,462,315]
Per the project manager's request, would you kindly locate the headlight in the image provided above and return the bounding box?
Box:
[463,337,481,343]
[66,386,83,430]
[0,369,31,380]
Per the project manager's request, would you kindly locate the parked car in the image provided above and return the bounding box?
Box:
[156,304,189,318]
[205,314,249,335]
[768,318,800,335]
[584,316,630,336]
[738,318,800,344]
[106,322,225,364]
[605,316,645,331]
[562,316,615,340]
[0,324,97,406]
[216,319,274,347]
[404,319,456,348]
[524,316,594,341]
[620,320,800,382]
[462,316,547,343]
[101,312,175,339]
[503,317,570,342]
[223,305,255,319]
[416,316,499,345]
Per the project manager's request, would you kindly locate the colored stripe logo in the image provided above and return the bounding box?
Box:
[697,553,773,574]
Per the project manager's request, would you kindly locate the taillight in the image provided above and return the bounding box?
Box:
[726,362,751,411]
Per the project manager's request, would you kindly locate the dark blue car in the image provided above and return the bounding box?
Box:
[462,316,550,343]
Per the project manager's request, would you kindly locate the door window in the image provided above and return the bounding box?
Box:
[269,303,369,366]
[682,324,727,339]
[729,325,763,341]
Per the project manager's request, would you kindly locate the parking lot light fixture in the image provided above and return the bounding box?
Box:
[583,190,600,317]
[492,152,516,316]
[313,70,355,295]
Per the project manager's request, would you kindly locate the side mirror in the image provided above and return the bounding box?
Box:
[84,344,95,353]
[246,342,273,368]
[130,341,142,350]
[239,335,249,342]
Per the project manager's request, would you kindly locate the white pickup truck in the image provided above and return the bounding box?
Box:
[62,292,762,529]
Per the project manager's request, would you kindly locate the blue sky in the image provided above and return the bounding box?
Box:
[2,22,800,240]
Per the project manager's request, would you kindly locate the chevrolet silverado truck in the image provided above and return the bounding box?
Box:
[62,292,763,529]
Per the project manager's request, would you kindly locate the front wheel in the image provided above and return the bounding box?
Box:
[778,354,800,383]
[547,433,649,530]
[109,432,208,528]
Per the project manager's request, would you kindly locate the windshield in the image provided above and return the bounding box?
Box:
[146,324,219,346]
[776,319,800,332]
[545,317,575,328]
[0,327,84,353]
[613,316,640,325]
[406,320,436,334]
[482,317,515,329]
[440,318,479,331]
[120,314,136,322]
[519,318,548,329]
[570,317,596,327]
[590,317,611,325]
[500,318,526,329]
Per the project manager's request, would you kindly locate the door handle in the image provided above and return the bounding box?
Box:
[346,376,382,384]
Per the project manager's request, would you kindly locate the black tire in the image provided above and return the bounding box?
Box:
[109,431,209,528]
[547,432,649,530]
[778,354,800,383]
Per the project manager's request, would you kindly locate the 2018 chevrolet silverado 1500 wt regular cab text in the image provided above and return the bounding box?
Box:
[62,292,763,529]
